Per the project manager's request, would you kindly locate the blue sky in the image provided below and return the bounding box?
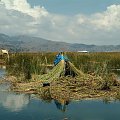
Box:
[28,0,120,15]
[0,0,120,45]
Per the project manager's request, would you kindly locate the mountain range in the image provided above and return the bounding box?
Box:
[0,33,120,52]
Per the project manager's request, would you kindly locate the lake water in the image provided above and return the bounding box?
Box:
[1,69,120,120]
[0,68,5,79]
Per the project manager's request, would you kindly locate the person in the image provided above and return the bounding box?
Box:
[54,52,65,65]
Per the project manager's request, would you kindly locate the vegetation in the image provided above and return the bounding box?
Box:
[0,54,8,65]
[7,52,120,78]
[4,52,120,101]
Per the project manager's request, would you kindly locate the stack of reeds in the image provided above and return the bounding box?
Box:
[37,60,65,82]
[35,60,85,83]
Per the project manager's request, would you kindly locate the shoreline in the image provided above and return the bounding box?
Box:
[2,75,120,102]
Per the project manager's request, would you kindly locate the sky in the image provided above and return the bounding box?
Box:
[0,0,120,45]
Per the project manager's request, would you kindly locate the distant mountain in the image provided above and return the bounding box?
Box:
[0,33,120,52]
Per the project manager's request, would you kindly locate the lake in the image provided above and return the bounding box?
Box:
[0,68,120,120]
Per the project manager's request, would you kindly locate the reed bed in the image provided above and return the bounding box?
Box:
[5,52,120,101]
[6,52,120,80]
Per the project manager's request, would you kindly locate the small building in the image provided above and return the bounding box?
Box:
[0,49,9,60]
[77,50,89,53]
[0,49,9,55]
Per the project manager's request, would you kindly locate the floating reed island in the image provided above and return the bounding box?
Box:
[4,52,120,101]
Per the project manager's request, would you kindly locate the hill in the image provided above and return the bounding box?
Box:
[0,33,120,52]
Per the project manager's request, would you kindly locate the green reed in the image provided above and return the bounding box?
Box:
[6,52,120,81]
[67,52,120,74]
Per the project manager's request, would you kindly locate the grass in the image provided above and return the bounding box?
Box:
[6,52,120,81]
[67,52,120,73]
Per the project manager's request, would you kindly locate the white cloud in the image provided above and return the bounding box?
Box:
[91,4,120,30]
[0,0,120,45]
[0,0,48,18]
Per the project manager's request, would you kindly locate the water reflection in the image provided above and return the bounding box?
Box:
[0,83,10,91]
[54,99,70,112]
[37,87,70,112]
[0,68,6,79]
[0,66,30,112]
[0,92,30,112]
[0,65,6,69]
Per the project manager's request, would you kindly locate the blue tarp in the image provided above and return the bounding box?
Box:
[54,53,69,65]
